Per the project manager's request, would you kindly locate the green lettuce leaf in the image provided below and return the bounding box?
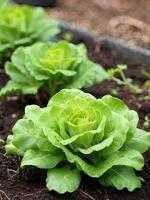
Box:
[66,61,108,89]
[99,166,141,191]
[125,128,150,153]
[21,149,64,169]
[46,166,81,193]
[51,141,144,177]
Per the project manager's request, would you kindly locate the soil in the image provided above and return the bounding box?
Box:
[46,0,150,49]
[0,38,150,200]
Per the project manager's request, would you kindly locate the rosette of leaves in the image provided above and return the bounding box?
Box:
[0,0,60,58]
[0,41,107,97]
[5,89,150,193]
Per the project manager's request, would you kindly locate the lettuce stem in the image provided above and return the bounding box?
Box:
[47,75,60,97]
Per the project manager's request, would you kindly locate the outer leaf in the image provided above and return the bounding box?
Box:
[16,107,57,153]
[21,149,64,169]
[5,119,38,155]
[6,62,32,83]
[11,47,31,75]
[98,113,129,156]
[99,166,141,191]
[125,128,150,153]
[12,134,36,152]
[124,110,139,140]
[36,131,57,153]
[5,143,24,156]
[5,61,42,90]
[25,106,61,149]
[0,61,42,95]
[101,95,128,113]
[66,61,108,89]
[12,118,38,139]
[46,166,81,193]
[24,106,58,152]
[42,115,144,177]
[5,135,24,156]
[24,105,42,122]
[0,80,40,97]
[0,60,42,97]
[48,89,95,108]
[101,95,139,139]
[0,81,19,97]
[55,142,144,177]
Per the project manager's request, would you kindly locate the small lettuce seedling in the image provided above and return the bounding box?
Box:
[0,0,60,58]
[142,70,150,99]
[63,31,73,42]
[144,116,150,129]
[142,70,150,79]
[145,81,150,98]
[0,41,108,97]
[5,89,150,193]
[108,64,141,93]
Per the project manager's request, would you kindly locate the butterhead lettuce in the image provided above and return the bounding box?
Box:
[0,41,107,97]
[5,89,150,193]
[0,0,60,58]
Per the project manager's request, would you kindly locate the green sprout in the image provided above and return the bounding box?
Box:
[110,89,118,97]
[142,70,150,99]
[142,70,150,79]
[144,116,150,129]
[108,64,141,93]
[145,81,150,99]
[63,32,73,42]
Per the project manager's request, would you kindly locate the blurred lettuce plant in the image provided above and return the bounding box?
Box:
[0,0,60,58]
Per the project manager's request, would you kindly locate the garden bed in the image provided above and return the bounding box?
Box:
[0,23,150,200]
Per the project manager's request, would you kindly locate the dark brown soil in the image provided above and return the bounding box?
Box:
[0,39,150,200]
[47,0,150,49]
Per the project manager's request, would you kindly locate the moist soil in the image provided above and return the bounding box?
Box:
[0,37,150,200]
[47,0,150,49]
